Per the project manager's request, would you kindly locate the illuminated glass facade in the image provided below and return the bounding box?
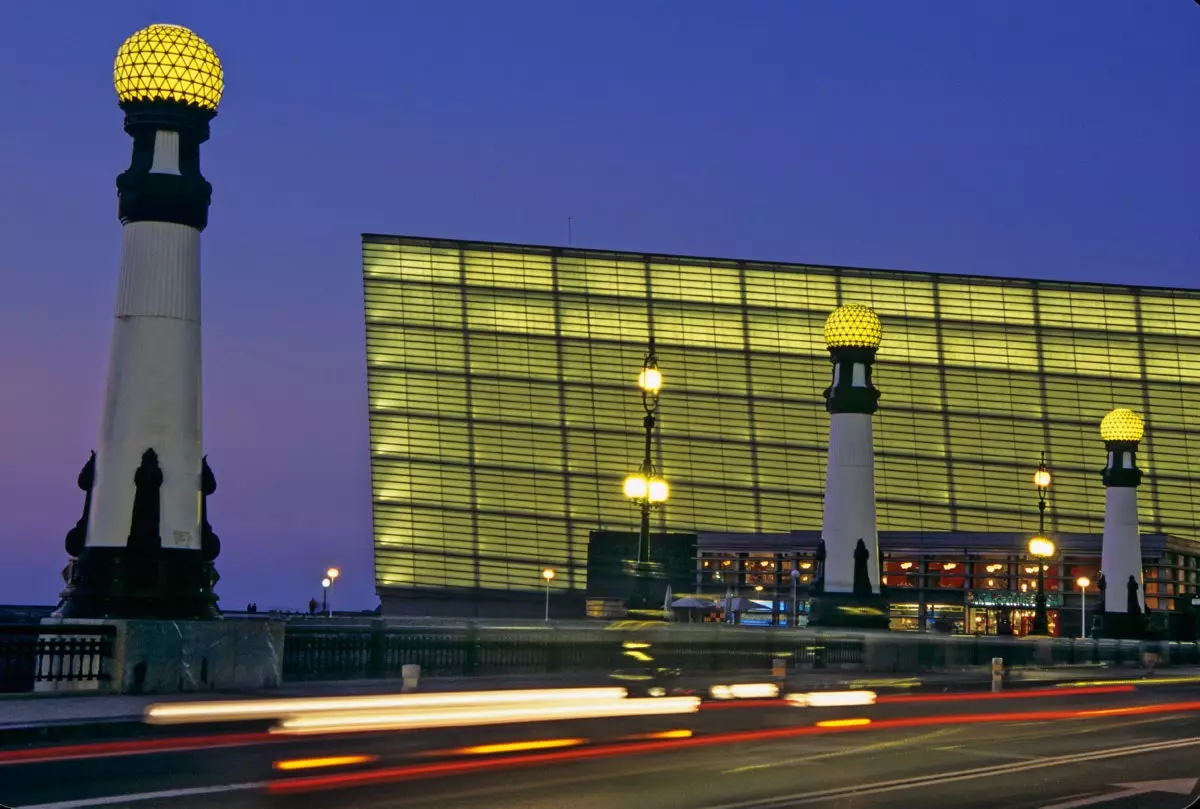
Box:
[363,234,1200,613]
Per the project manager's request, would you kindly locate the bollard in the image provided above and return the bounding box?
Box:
[772,657,787,680]
[402,663,421,692]
[991,657,1003,693]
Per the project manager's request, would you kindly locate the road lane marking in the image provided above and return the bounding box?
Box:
[952,713,1186,745]
[931,745,1036,761]
[723,727,961,774]
[701,736,1200,808]
[1037,778,1198,809]
[11,781,265,809]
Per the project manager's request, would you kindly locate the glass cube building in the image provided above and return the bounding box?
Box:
[363,234,1200,616]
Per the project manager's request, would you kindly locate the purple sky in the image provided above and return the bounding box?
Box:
[0,2,1196,611]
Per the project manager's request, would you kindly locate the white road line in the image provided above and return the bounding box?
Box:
[931,745,1037,761]
[701,736,1200,809]
[12,781,265,809]
[723,727,962,774]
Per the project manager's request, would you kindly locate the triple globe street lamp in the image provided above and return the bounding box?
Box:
[622,341,670,607]
[1029,453,1054,636]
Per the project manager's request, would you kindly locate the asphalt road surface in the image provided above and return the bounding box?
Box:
[3,683,1200,809]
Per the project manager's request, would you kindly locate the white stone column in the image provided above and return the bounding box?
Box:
[1098,409,1146,620]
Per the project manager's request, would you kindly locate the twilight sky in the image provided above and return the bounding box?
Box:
[0,1,1196,611]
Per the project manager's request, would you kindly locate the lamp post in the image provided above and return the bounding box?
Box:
[1077,576,1091,639]
[542,568,555,621]
[1029,454,1053,635]
[790,567,800,628]
[1028,536,1056,636]
[622,340,669,608]
[323,567,339,617]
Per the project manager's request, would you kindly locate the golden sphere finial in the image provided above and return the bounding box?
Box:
[114,24,223,111]
[824,303,882,350]
[1100,408,1144,443]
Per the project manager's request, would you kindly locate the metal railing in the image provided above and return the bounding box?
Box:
[281,623,866,680]
[282,622,1200,681]
[0,624,115,693]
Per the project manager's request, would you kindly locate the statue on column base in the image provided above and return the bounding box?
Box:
[1095,575,1151,640]
[56,449,221,621]
[808,539,890,630]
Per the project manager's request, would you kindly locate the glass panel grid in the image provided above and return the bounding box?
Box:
[364,236,1200,595]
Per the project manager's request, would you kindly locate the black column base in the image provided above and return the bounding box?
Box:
[807,592,891,630]
[1095,611,1151,641]
[622,559,666,614]
[55,546,220,620]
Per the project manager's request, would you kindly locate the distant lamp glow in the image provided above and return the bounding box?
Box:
[325,567,340,581]
[114,24,224,111]
[623,474,649,500]
[1077,576,1091,589]
[1028,537,1056,559]
[321,577,331,589]
[639,366,663,394]
[823,304,883,350]
[1100,408,1145,443]
[647,477,670,503]
[1033,468,1052,489]
[542,568,555,582]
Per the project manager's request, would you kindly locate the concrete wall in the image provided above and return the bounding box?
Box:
[38,617,284,694]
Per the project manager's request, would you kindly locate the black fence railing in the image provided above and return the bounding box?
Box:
[278,624,890,681]
[282,622,1200,682]
[0,624,116,693]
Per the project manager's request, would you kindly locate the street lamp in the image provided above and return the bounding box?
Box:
[1077,576,1091,640]
[1028,453,1053,636]
[542,568,555,621]
[1028,536,1056,635]
[790,567,801,627]
[322,567,340,617]
[623,339,669,608]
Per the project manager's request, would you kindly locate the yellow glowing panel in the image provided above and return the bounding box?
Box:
[114,24,223,111]
[824,304,882,349]
[840,275,936,319]
[1100,408,1144,442]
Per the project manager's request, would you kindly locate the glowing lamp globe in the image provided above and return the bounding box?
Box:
[114,24,224,111]
[623,474,649,500]
[647,477,670,503]
[824,304,882,350]
[1100,408,1144,443]
[639,367,663,394]
[1028,537,1056,559]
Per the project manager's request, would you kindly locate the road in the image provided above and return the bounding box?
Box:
[2,682,1199,809]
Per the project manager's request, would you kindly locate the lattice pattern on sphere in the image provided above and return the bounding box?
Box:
[1101,408,1144,443]
[824,303,883,349]
[114,24,223,111]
